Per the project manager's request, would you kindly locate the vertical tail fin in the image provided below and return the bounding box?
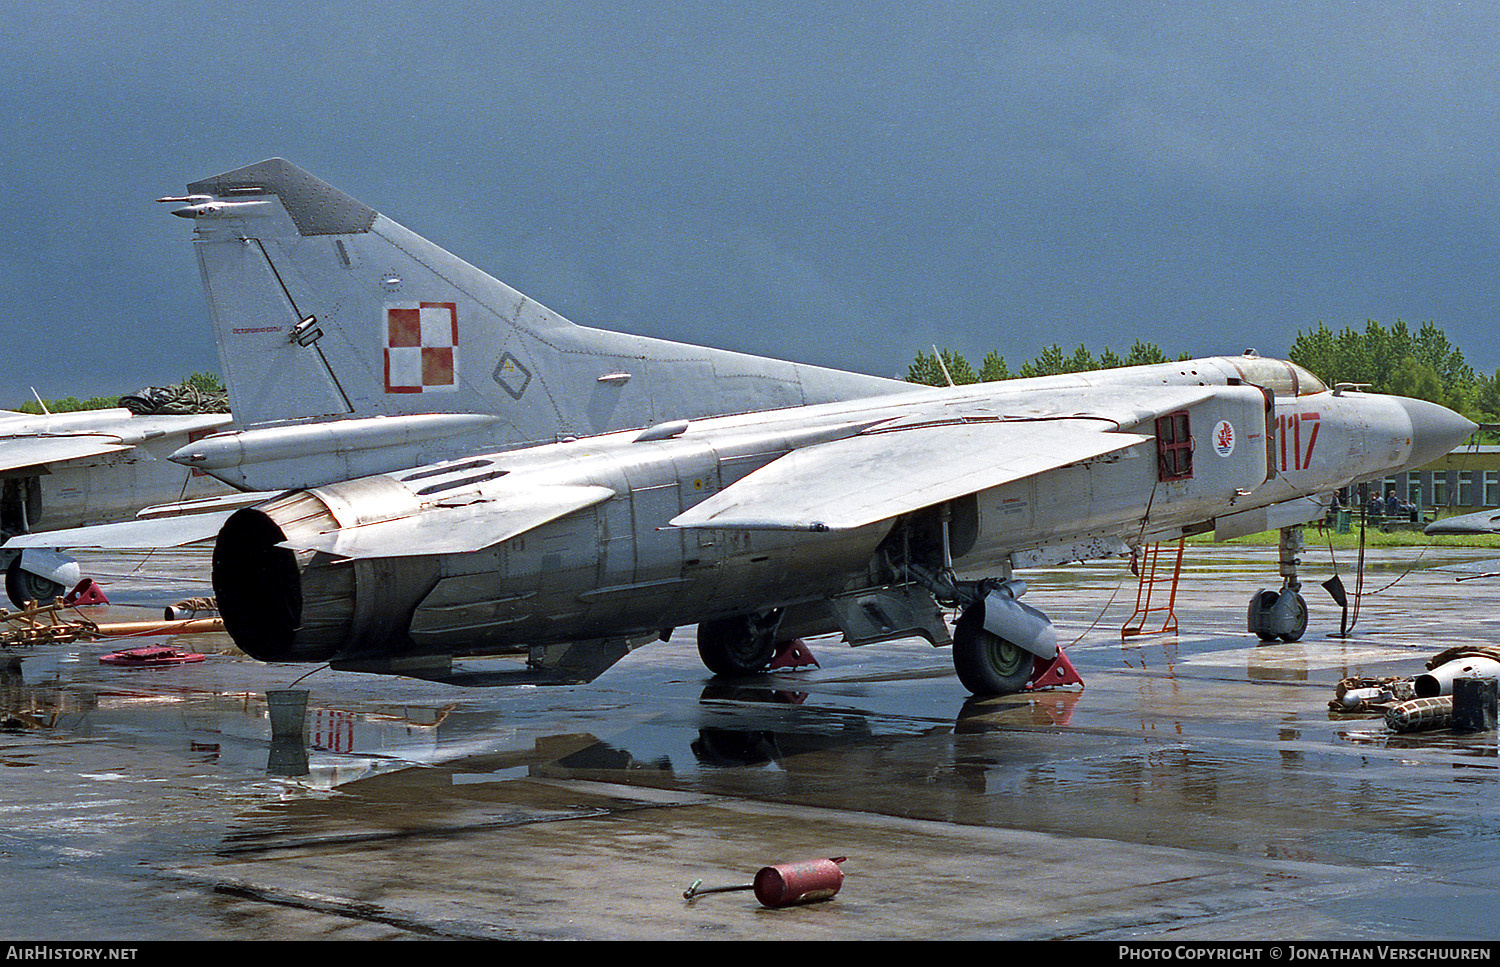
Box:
[173,158,911,446]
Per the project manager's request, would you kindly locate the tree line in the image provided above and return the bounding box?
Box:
[11,372,227,415]
[1285,320,1496,419]
[907,339,1181,386]
[907,320,1498,432]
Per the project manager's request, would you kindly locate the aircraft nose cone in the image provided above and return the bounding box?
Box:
[1395,396,1476,469]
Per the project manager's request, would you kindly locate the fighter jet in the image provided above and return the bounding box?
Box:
[0,404,232,605]
[6,159,1476,694]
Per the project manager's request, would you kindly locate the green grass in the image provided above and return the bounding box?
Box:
[1193,526,1500,550]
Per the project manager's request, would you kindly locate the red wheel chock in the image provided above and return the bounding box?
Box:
[63,579,109,607]
[769,638,819,670]
[1026,649,1083,690]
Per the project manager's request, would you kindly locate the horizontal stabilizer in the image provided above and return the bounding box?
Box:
[136,491,285,519]
[279,484,615,559]
[2,510,237,549]
[0,435,130,473]
[671,419,1149,531]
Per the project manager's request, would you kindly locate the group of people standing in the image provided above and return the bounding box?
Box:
[1326,487,1422,525]
[1366,489,1420,521]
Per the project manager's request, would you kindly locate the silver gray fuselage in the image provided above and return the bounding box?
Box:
[225,356,1447,665]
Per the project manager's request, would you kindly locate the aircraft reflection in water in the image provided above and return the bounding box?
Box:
[6,159,1475,696]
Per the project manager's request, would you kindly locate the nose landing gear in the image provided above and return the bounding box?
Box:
[1247,524,1308,642]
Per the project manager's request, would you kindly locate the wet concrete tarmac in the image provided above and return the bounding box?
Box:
[2,541,1499,940]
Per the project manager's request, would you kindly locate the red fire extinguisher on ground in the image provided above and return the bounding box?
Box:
[684,856,848,908]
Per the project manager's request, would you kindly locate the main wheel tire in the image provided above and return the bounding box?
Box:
[1279,593,1308,642]
[5,558,64,608]
[697,614,778,676]
[952,608,1034,696]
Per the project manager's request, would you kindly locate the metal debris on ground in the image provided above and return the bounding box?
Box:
[1329,676,1415,713]
[99,646,206,666]
[164,596,218,620]
[1331,646,1500,733]
[1415,646,1500,697]
[1385,696,1454,733]
[0,600,99,648]
[1,600,223,650]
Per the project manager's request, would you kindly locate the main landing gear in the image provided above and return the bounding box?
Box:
[693,509,1085,695]
[1246,524,1308,642]
[951,604,1034,695]
[4,550,79,609]
[696,611,784,676]
[946,577,1082,696]
[695,591,1072,696]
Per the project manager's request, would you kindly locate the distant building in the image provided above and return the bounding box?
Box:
[1371,445,1500,514]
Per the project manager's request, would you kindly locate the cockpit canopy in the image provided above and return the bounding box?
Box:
[1230,356,1328,397]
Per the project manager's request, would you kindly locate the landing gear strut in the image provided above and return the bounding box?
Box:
[905,560,1066,697]
[1247,525,1308,642]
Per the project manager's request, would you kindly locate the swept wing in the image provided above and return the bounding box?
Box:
[0,436,131,473]
[2,509,237,548]
[670,418,1151,532]
[0,410,234,474]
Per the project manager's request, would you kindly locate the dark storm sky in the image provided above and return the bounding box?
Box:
[3,1,1496,404]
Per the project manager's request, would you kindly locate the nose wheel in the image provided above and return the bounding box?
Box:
[1248,588,1307,642]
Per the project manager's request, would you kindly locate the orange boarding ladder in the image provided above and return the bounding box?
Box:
[1121,538,1185,638]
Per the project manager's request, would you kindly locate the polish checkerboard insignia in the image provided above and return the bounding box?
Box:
[384,302,458,393]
